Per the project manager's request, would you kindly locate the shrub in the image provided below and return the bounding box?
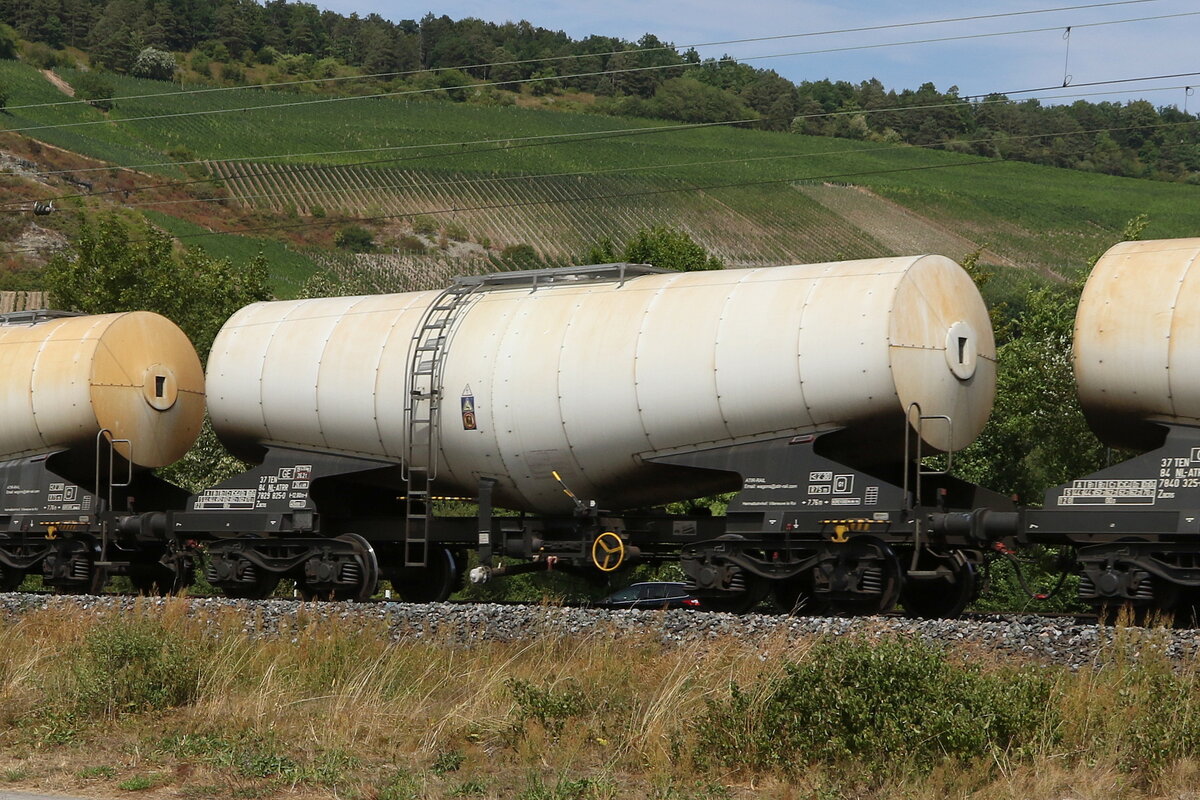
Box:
[394,235,425,254]
[256,45,281,65]
[164,145,195,162]
[443,221,469,241]
[696,638,1053,774]
[187,52,210,76]
[430,750,464,776]
[500,243,539,265]
[411,215,438,235]
[25,42,62,69]
[220,61,245,84]
[198,40,229,62]
[311,57,340,79]
[506,678,586,738]
[622,225,723,271]
[334,224,375,253]
[436,68,472,102]
[70,619,205,717]
[0,23,17,60]
[73,71,115,111]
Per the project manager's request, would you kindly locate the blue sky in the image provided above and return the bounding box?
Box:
[316,0,1200,108]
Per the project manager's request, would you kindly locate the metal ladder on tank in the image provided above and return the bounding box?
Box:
[400,263,672,567]
[402,282,479,567]
[901,403,953,574]
[94,428,133,573]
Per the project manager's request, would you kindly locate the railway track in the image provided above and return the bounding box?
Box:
[0,592,1193,673]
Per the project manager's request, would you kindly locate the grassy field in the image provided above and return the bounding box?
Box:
[142,210,320,297]
[3,60,1199,281]
[0,601,1198,800]
[0,60,169,170]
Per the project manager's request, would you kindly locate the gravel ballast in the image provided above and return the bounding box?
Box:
[2,593,1195,670]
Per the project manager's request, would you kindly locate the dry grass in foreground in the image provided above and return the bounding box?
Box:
[0,600,1196,799]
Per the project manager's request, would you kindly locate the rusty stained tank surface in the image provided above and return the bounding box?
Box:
[208,255,996,514]
[0,311,205,467]
[1075,238,1200,450]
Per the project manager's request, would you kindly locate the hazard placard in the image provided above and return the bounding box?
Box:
[461,391,477,430]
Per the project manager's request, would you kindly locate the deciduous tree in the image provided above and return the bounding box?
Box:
[130,46,177,80]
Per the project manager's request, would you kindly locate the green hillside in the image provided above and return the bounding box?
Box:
[3,58,1199,295]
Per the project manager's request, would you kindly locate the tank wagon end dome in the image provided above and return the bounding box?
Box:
[1075,237,1200,450]
[888,253,997,453]
[0,311,205,467]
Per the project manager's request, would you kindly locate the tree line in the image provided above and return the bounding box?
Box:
[1,0,1198,183]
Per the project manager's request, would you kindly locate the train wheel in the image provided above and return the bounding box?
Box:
[1168,588,1200,628]
[54,540,107,595]
[334,533,380,601]
[222,565,281,600]
[1092,575,1184,626]
[813,536,902,616]
[772,572,817,615]
[0,565,24,592]
[901,550,978,619]
[298,534,380,602]
[389,547,460,603]
[701,573,770,614]
[130,561,194,596]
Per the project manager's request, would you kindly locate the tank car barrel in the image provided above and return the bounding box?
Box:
[206,257,996,515]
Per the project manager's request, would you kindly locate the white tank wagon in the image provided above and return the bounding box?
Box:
[1075,238,1200,451]
[1016,237,1200,616]
[0,311,205,468]
[207,255,996,514]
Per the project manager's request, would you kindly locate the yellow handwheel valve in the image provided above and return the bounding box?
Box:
[591,531,625,572]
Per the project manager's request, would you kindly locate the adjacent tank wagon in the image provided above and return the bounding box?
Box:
[0,311,204,592]
[1025,238,1200,616]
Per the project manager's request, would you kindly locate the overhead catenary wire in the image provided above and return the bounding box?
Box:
[4,76,1196,211]
[0,0,1168,114]
[3,10,1198,137]
[966,69,1200,99]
